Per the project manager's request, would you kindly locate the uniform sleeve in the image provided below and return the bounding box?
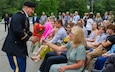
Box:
[11,13,30,41]
[76,45,86,60]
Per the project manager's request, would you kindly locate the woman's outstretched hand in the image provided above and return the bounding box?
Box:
[42,39,48,45]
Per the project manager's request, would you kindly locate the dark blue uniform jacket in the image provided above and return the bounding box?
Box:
[2,10,32,57]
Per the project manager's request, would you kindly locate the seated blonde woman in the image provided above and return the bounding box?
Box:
[31,22,73,63]
[42,26,86,72]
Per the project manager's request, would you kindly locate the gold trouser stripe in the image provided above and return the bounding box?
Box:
[13,56,19,72]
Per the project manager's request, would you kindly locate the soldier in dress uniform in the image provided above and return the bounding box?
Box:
[2,2,38,72]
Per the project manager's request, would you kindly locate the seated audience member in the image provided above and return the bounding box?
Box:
[65,22,74,34]
[87,26,107,49]
[47,20,58,41]
[87,24,115,59]
[49,20,67,45]
[40,26,86,72]
[94,44,115,70]
[94,13,103,26]
[108,11,114,23]
[102,12,108,20]
[101,20,110,29]
[86,24,115,71]
[76,19,88,37]
[86,22,99,42]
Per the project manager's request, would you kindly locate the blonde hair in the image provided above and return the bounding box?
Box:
[71,26,86,47]
[96,13,101,18]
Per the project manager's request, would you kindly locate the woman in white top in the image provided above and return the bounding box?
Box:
[86,14,94,35]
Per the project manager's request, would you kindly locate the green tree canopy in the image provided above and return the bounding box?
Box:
[58,0,88,17]
[0,0,31,18]
[93,0,115,15]
[1,0,115,20]
[35,0,59,17]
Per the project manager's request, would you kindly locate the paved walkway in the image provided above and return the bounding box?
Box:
[0,24,42,72]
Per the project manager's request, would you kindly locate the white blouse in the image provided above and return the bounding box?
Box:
[86,18,94,31]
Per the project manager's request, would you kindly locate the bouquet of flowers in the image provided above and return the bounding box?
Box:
[33,23,45,41]
[31,23,45,53]
[30,22,54,62]
[62,36,70,45]
[41,22,53,39]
